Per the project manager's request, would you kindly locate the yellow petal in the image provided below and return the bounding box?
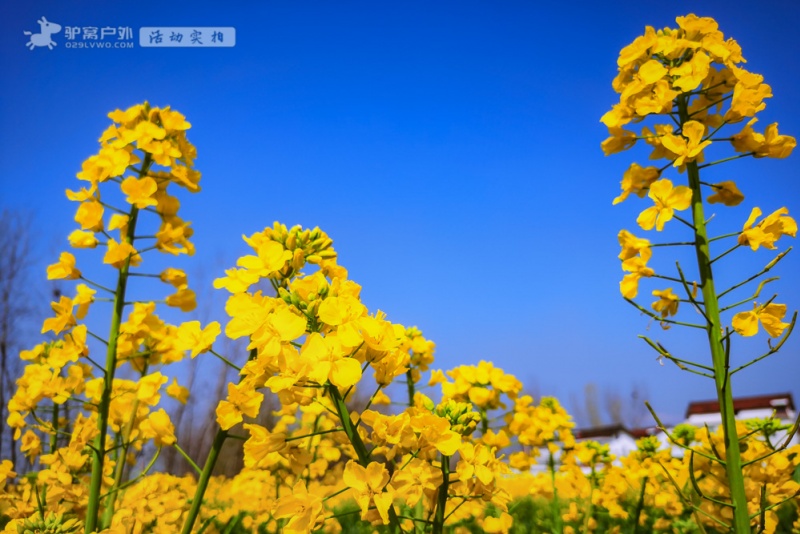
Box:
[732,310,758,337]
[330,358,362,389]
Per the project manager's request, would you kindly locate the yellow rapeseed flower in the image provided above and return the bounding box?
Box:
[660,121,712,167]
[140,408,176,446]
[216,382,264,430]
[46,252,81,280]
[165,287,197,312]
[67,229,98,249]
[732,302,789,338]
[343,460,395,525]
[175,320,220,358]
[103,238,141,268]
[273,481,324,533]
[636,179,692,231]
[612,163,659,205]
[166,378,189,404]
[74,200,104,231]
[120,176,158,208]
[738,207,797,251]
[707,181,744,206]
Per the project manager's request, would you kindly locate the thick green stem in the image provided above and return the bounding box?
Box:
[583,465,597,533]
[549,448,562,534]
[432,454,450,534]
[180,428,228,534]
[405,370,422,529]
[50,403,59,454]
[632,476,648,533]
[84,205,140,534]
[100,394,143,529]
[678,95,751,534]
[328,385,370,464]
[328,384,401,532]
[406,369,416,407]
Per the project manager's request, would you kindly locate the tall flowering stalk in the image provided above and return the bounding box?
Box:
[603,14,797,532]
[7,102,209,533]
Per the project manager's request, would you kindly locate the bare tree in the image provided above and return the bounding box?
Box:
[571,381,651,429]
[0,210,37,464]
[583,383,604,427]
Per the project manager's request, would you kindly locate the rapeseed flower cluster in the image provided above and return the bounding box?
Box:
[2,103,212,533]
[604,13,798,533]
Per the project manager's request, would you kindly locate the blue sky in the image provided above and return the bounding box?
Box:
[2,1,799,426]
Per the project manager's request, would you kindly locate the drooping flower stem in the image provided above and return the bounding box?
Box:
[180,428,228,534]
[677,95,750,533]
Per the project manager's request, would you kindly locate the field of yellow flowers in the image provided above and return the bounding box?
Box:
[1,13,799,534]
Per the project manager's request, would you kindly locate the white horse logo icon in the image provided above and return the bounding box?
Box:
[24,17,62,50]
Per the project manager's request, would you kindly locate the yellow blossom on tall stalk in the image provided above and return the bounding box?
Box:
[5,102,214,534]
[603,13,798,533]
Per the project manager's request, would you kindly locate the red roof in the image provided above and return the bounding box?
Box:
[630,427,661,438]
[574,424,662,440]
[574,424,626,439]
[685,393,795,418]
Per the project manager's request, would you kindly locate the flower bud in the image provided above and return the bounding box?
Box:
[285,231,297,250]
[292,248,305,270]
[278,287,292,304]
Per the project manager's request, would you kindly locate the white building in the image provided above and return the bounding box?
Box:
[568,392,799,462]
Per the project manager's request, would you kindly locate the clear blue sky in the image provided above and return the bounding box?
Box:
[2,1,799,426]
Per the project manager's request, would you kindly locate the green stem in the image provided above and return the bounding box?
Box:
[710,243,741,264]
[180,428,228,534]
[208,349,241,371]
[84,201,141,534]
[651,241,696,247]
[718,248,791,299]
[78,276,115,294]
[101,395,142,529]
[50,403,59,454]
[328,384,401,532]
[583,465,596,534]
[174,443,202,475]
[328,385,369,464]
[697,152,754,169]
[709,231,740,243]
[432,455,450,534]
[406,369,415,407]
[678,95,751,534]
[182,350,256,533]
[632,476,648,533]
[549,448,562,534]
[285,427,343,442]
